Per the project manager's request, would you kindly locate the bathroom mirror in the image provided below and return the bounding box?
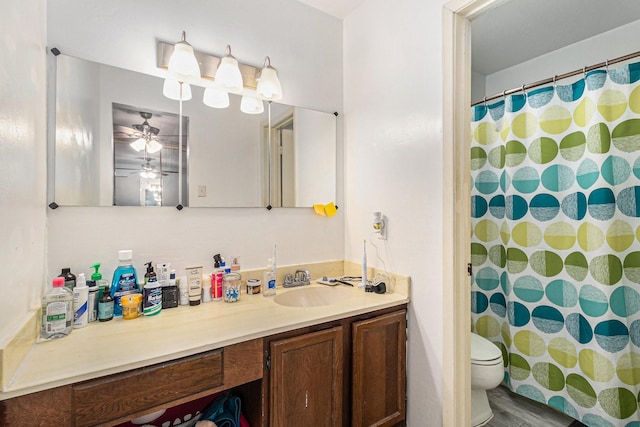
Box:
[49,53,337,208]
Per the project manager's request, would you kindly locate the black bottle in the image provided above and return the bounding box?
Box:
[98,285,114,322]
[58,267,76,292]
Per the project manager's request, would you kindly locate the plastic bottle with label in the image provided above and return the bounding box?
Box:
[41,277,74,340]
[143,265,162,316]
[110,250,139,316]
[73,273,89,328]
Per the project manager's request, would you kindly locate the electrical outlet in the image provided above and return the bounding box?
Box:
[198,185,206,197]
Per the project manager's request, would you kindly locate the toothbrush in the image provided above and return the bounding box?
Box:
[361,240,367,288]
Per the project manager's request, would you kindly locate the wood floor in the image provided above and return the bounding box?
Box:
[486,386,587,427]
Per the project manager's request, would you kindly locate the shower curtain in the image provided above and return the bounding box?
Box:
[470,61,640,427]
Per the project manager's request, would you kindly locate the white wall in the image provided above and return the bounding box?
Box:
[484,18,640,96]
[344,0,446,424]
[46,0,344,279]
[0,0,47,342]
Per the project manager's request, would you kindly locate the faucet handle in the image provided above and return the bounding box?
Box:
[295,269,311,283]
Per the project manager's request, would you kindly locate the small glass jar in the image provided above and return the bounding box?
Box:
[223,272,242,302]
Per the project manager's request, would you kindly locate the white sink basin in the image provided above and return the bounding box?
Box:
[273,286,353,307]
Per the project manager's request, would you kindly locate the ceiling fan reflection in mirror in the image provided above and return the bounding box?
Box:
[129,111,162,153]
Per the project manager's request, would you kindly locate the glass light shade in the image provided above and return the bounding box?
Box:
[167,35,201,80]
[146,139,163,154]
[163,79,192,101]
[140,170,157,179]
[130,138,146,152]
[215,52,243,90]
[256,65,282,101]
[240,95,264,114]
[203,86,230,109]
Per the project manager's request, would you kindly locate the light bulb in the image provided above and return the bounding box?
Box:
[203,86,230,109]
[240,95,264,114]
[163,79,192,101]
[215,45,243,91]
[130,138,146,152]
[256,56,282,101]
[167,31,201,81]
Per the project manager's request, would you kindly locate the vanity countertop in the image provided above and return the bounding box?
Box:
[0,277,409,400]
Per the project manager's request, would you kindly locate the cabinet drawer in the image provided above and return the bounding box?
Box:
[73,349,223,426]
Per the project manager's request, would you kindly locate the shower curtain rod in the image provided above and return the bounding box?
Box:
[471,50,640,107]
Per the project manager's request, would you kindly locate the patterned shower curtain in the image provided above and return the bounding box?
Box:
[470,61,640,427]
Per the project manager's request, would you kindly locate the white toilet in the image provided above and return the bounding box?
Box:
[471,332,504,427]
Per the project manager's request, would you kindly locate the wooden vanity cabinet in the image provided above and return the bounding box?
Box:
[269,326,344,426]
[352,310,407,427]
[0,306,407,427]
[263,306,407,427]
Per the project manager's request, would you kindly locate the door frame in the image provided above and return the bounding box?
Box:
[442,1,506,425]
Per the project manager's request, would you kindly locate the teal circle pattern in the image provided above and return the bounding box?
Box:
[513,275,544,302]
[476,170,500,194]
[601,156,631,186]
[633,156,640,179]
[545,279,578,308]
[489,195,505,219]
[594,320,629,353]
[471,196,488,218]
[542,165,576,192]
[512,167,540,193]
[506,195,528,220]
[610,286,640,317]
[577,159,600,189]
[475,267,500,291]
[588,188,617,221]
[530,194,560,221]
[629,320,640,348]
[579,285,609,318]
[508,301,530,327]
[490,293,507,318]
[566,313,593,344]
[532,306,565,334]
[617,186,640,217]
[471,291,488,314]
[561,192,588,220]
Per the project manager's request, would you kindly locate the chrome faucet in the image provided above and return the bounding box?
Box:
[283,269,311,287]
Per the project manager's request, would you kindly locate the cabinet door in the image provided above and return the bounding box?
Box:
[270,326,343,426]
[352,310,407,427]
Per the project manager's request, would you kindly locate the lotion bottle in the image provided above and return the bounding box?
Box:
[73,273,89,328]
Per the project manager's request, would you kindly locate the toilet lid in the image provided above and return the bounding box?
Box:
[471,333,502,363]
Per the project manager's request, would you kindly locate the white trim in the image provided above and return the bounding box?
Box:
[442,1,504,425]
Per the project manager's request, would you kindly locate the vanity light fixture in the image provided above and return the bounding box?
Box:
[159,34,283,113]
[167,31,201,81]
[240,95,264,114]
[256,56,283,101]
[163,79,192,101]
[215,45,243,90]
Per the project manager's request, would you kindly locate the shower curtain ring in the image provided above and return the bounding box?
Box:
[483,96,487,106]
[553,75,557,91]
[521,84,526,99]
[583,66,587,79]
[605,59,609,73]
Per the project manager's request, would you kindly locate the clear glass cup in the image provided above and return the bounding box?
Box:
[223,272,242,302]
